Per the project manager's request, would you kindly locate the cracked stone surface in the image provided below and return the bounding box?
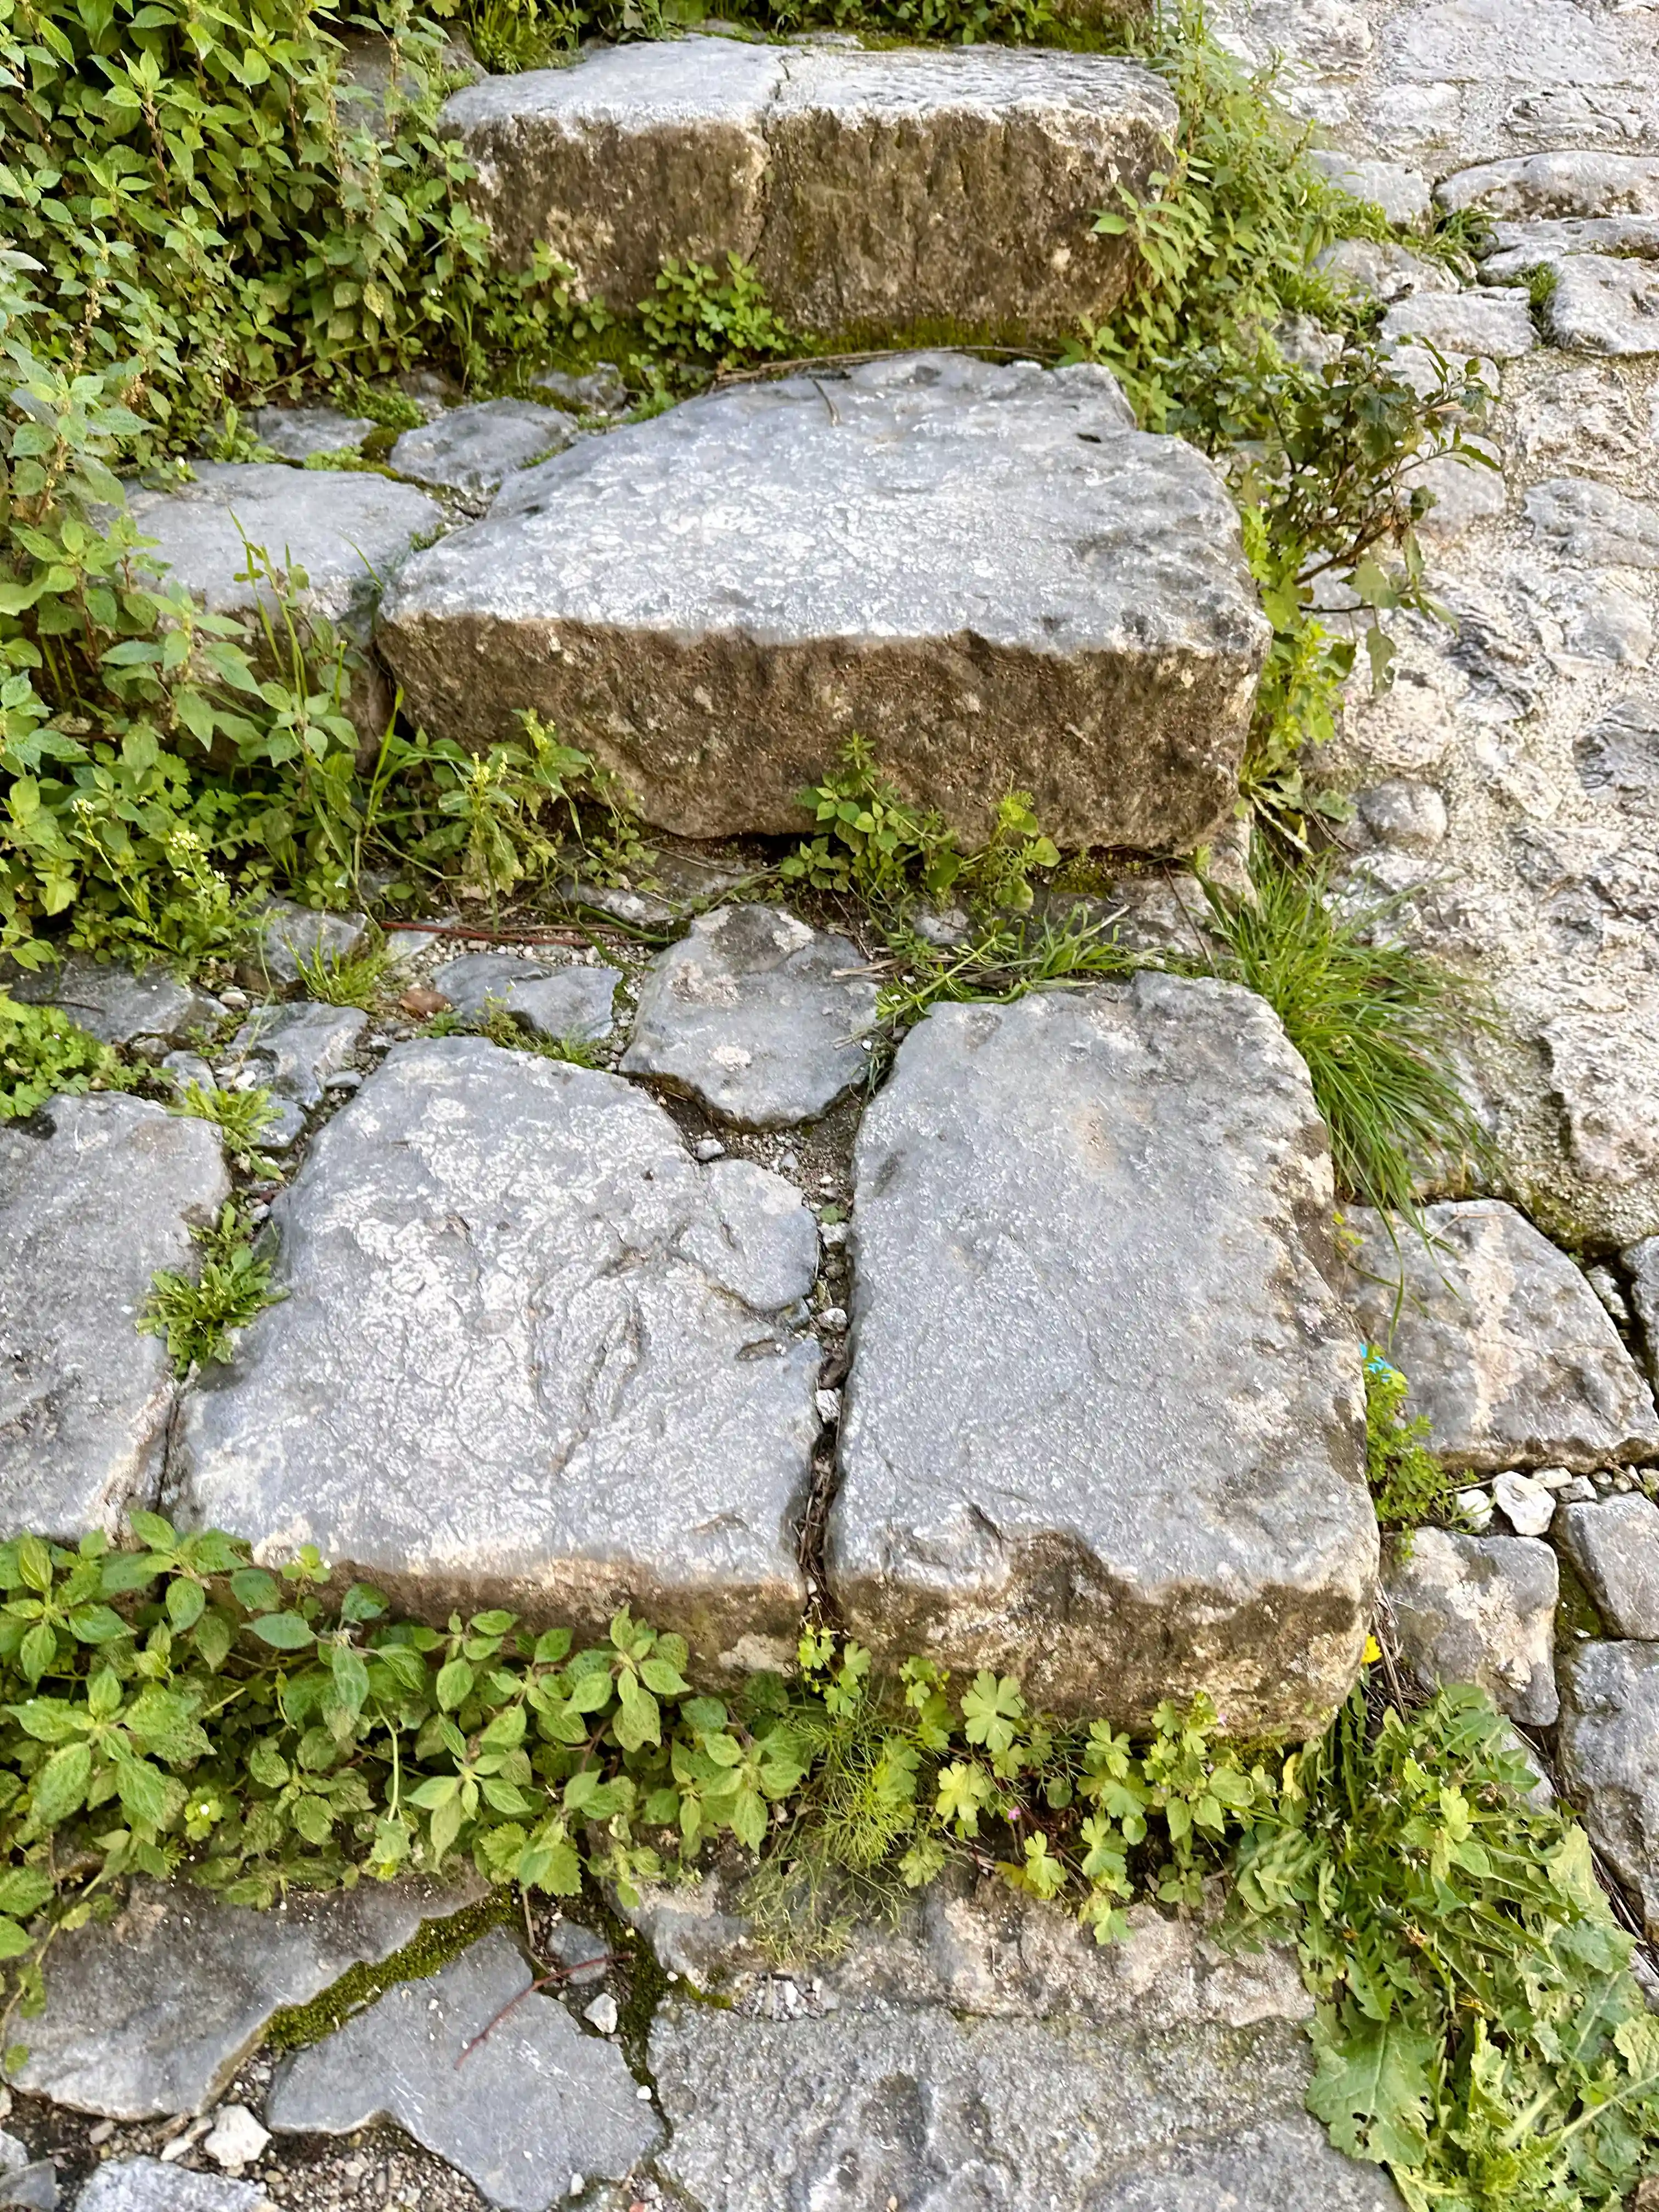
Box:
[827,972,1378,1730]
[1559,1639,1659,1938]
[75,2162,275,2212]
[222,1003,366,1111]
[390,399,580,502]
[0,1098,229,1540]
[646,1874,1402,2211]
[441,37,1177,338]
[169,1037,820,1658]
[431,950,620,1041]
[2,956,224,1048]
[1558,1494,1659,1637]
[12,1876,483,2120]
[378,352,1269,853]
[266,1928,662,2212]
[251,406,375,461]
[1340,1201,1659,1471]
[1383,1526,1559,1723]
[620,904,877,1127]
[247,900,371,989]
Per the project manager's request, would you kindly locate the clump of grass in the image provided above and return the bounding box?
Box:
[1202,853,1482,1220]
[878,912,1138,1025]
[139,1203,284,1373]
[294,941,391,1010]
[174,1081,279,1167]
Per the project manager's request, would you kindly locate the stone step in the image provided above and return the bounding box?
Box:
[377,352,1268,852]
[440,35,1177,340]
[826,972,1378,1733]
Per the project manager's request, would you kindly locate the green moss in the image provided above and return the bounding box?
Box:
[1554,1553,1607,1654]
[263,1889,515,2054]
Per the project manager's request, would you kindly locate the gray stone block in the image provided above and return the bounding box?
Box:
[250,407,375,461]
[1547,255,1659,353]
[246,899,371,989]
[826,973,1377,1730]
[1626,1234,1659,1383]
[14,1876,482,2119]
[3,957,224,1048]
[1526,477,1659,567]
[1437,151,1659,219]
[1482,216,1659,280]
[1340,1200,1659,1472]
[0,1098,229,1539]
[76,2161,273,2212]
[223,1003,366,1111]
[1308,150,1431,226]
[1381,287,1537,361]
[431,950,620,1041]
[1559,1639,1659,1938]
[621,905,877,1127]
[1384,1527,1559,1723]
[441,37,1177,338]
[378,353,1269,854]
[390,399,580,502]
[1558,1495,1659,1637]
[170,1038,820,1660]
[266,1928,662,2211]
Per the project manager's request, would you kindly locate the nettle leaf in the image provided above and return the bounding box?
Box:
[246,1611,313,1651]
[435,1658,473,1712]
[0,1868,53,1920]
[0,1918,33,1962]
[30,1741,92,1825]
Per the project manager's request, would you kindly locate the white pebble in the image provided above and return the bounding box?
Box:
[815,1388,843,1423]
[636,2085,653,2101]
[693,1137,725,1162]
[569,2176,585,2199]
[820,1221,848,1249]
[584,1991,619,2035]
[816,1307,848,1331]
[202,2104,270,2170]
[1454,1486,1494,1532]
[1494,1470,1554,1537]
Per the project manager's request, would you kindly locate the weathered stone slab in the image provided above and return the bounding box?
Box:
[390,399,579,503]
[1384,1527,1558,1723]
[430,950,620,1041]
[441,37,1177,339]
[621,905,877,1127]
[1627,1235,1659,1383]
[1307,149,1430,225]
[3,957,224,1048]
[1381,286,1537,360]
[246,899,371,989]
[266,1928,662,2211]
[125,465,443,649]
[76,2161,274,2212]
[251,406,375,461]
[378,353,1269,853]
[1482,216,1659,279]
[170,1038,820,1658]
[1437,151,1659,218]
[1341,1201,1659,1472]
[826,973,1376,1730]
[0,1098,229,1539]
[1546,255,1659,353]
[222,1003,366,1111]
[649,1884,1402,2212]
[1526,477,1659,567]
[13,1875,482,2119]
[1559,1640,1659,1937]
[1559,1496,1659,1638]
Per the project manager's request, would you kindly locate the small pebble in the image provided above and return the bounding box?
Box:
[569,2177,585,2200]
[693,1137,725,1162]
[817,1306,848,1331]
[1536,1466,1575,1491]
[323,1069,363,1093]
[399,986,450,1018]
[87,2121,114,2147]
[816,1387,843,1423]
[219,986,249,1010]
[202,2103,270,2171]
[820,1221,849,1249]
[635,2086,653,2102]
[1454,1485,1494,1532]
[1615,1470,1638,1493]
[779,1149,800,1172]
[583,1992,619,2035]
[1494,1469,1554,1537]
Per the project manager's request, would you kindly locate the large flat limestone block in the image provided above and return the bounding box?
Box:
[440,37,1177,338]
[377,354,1268,853]
[825,973,1377,1730]
[0,1098,229,1540]
[1559,1640,1659,1939]
[170,1037,820,1660]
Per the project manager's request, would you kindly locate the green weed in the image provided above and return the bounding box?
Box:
[1201,853,1482,1220]
[174,1081,279,1167]
[1363,1346,1466,1533]
[877,911,1137,1024]
[636,255,795,378]
[138,1204,284,1373]
[294,941,392,1011]
[0,994,129,1120]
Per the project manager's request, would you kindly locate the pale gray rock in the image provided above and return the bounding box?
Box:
[13,1875,482,2119]
[544,1919,612,1989]
[171,1039,820,1657]
[1482,216,1659,280]
[1559,1640,1659,1938]
[378,353,1269,853]
[1340,1201,1659,1472]
[76,2162,274,2212]
[1558,1496,1659,1637]
[621,905,877,1127]
[0,1098,229,1539]
[266,1929,662,2211]
[390,398,579,503]
[123,463,443,648]
[442,38,1177,338]
[2,956,223,1047]
[1526,477,1659,567]
[650,1888,1402,2212]
[1547,255,1659,354]
[827,973,1377,1730]
[530,363,630,417]
[1355,778,1448,851]
[1412,446,1506,540]
[1316,236,1458,302]
[246,898,371,988]
[250,406,375,461]
[1307,149,1430,225]
[430,950,620,1041]
[1626,1235,1659,1381]
[1384,1527,1559,1724]
[1544,1009,1659,1189]
[1381,286,1536,361]
[1437,151,1659,219]
[1577,691,1659,817]
[1382,0,1637,98]
[222,1003,366,1111]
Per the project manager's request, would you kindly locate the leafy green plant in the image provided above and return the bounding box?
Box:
[294,941,392,1011]
[1362,1347,1465,1533]
[138,1205,284,1372]
[174,1081,279,1168]
[877,910,1137,1024]
[1201,853,1482,1220]
[636,255,794,378]
[0,994,128,1120]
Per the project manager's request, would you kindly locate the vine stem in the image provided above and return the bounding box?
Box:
[454,1952,619,2068]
